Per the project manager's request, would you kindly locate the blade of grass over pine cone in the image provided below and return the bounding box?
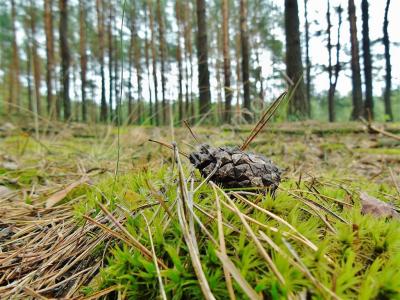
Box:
[213,183,286,285]
[148,139,189,158]
[141,213,167,300]
[184,119,201,143]
[215,250,262,300]
[173,143,216,300]
[213,185,236,300]
[241,91,287,151]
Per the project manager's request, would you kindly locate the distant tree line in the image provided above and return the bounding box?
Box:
[0,0,396,125]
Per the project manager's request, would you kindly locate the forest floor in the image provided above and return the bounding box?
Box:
[1,121,400,299]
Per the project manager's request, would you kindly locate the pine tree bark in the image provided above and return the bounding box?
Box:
[144,2,153,123]
[132,6,142,124]
[96,0,107,122]
[107,3,114,123]
[196,0,211,118]
[59,0,70,120]
[222,0,232,123]
[327,4,343,122]
[156,0,167,125]
[148,0,159,126]
[29,0,42,116]
[183,1,194,121]
[383,0,393,121]
[25,40,33,112]
[44,0,55,118]
[304,0,311,109]
[240,0,251,122]
[284,0,308,119]
[79,0,87,122]
[176,0,184,122]
[361,0,373,119]
[9,0,20,113]
[348,0,363,120]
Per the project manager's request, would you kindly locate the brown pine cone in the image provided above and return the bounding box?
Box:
[189,144,281,193]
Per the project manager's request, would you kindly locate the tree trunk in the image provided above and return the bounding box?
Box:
[222,0,232,123]
[327,4,343,122]
[156,0,167,124]
[132,5,142,124]
[348,0,363,120]
[284,0,308,119]
[25,40,33,112]
[183,1,193,122]
[383,0,393,121]
[9,0,20,113]
[59,0,70,120]
[79,0,87,122]
[361,0,373,119]
[235,33,241,120]
[148,0,159,126]
[304,0,311,109]
[128,31,133,124]
[144,2,153,123]
[327,1,334,122]
[176,0,184,122]
[96,0,107,122]
[113,7,120,125]
[240,0,251,122]
[107,3,114,123]
[196,0,211,119]
[29,0,42,116]
[44,0,55,118]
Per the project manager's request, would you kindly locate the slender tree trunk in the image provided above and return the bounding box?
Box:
[29,0,42,116]
[156,0,167,125]
[59,0,70,120]
[107,3,114,123]
[96,0,107,122]
[285,0,308,119]
[348,0,363,120]
[79,0,87,122]
[304,0,311,109]
[113,7,120,125]
[148,0,159,126]
[176,0,184,122]
[327,4,343,122]
[128,32,133,124]
[222,0,232,123]
[183,1,193,121]
[240,0,251,122]
[44,0,55,118]
[235,33,241,120]
[327,1,334,122]
[144,2,153,123]
[132,7,142,124]
[25,40,33,112]
[383,0,393,121]
[196,0,211,118]
[9,0,20,113]
[361,0,373,119]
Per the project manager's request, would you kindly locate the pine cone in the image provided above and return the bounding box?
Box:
[189,144,281,193]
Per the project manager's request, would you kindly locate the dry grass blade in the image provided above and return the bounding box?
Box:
[213,183,286,285]
[213,186,236,300]
[360,117,400,141]
[46,177,89,208]
[173,144,216,300]
[232,192,320,252]
[241,91,287,151]
[148,139,189,158]
[76,285,120,300]
[184,120,200,143]
[259,232,340,300]
[97,202,167,269]
[141,213,167,300]
[215,250,262,300]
